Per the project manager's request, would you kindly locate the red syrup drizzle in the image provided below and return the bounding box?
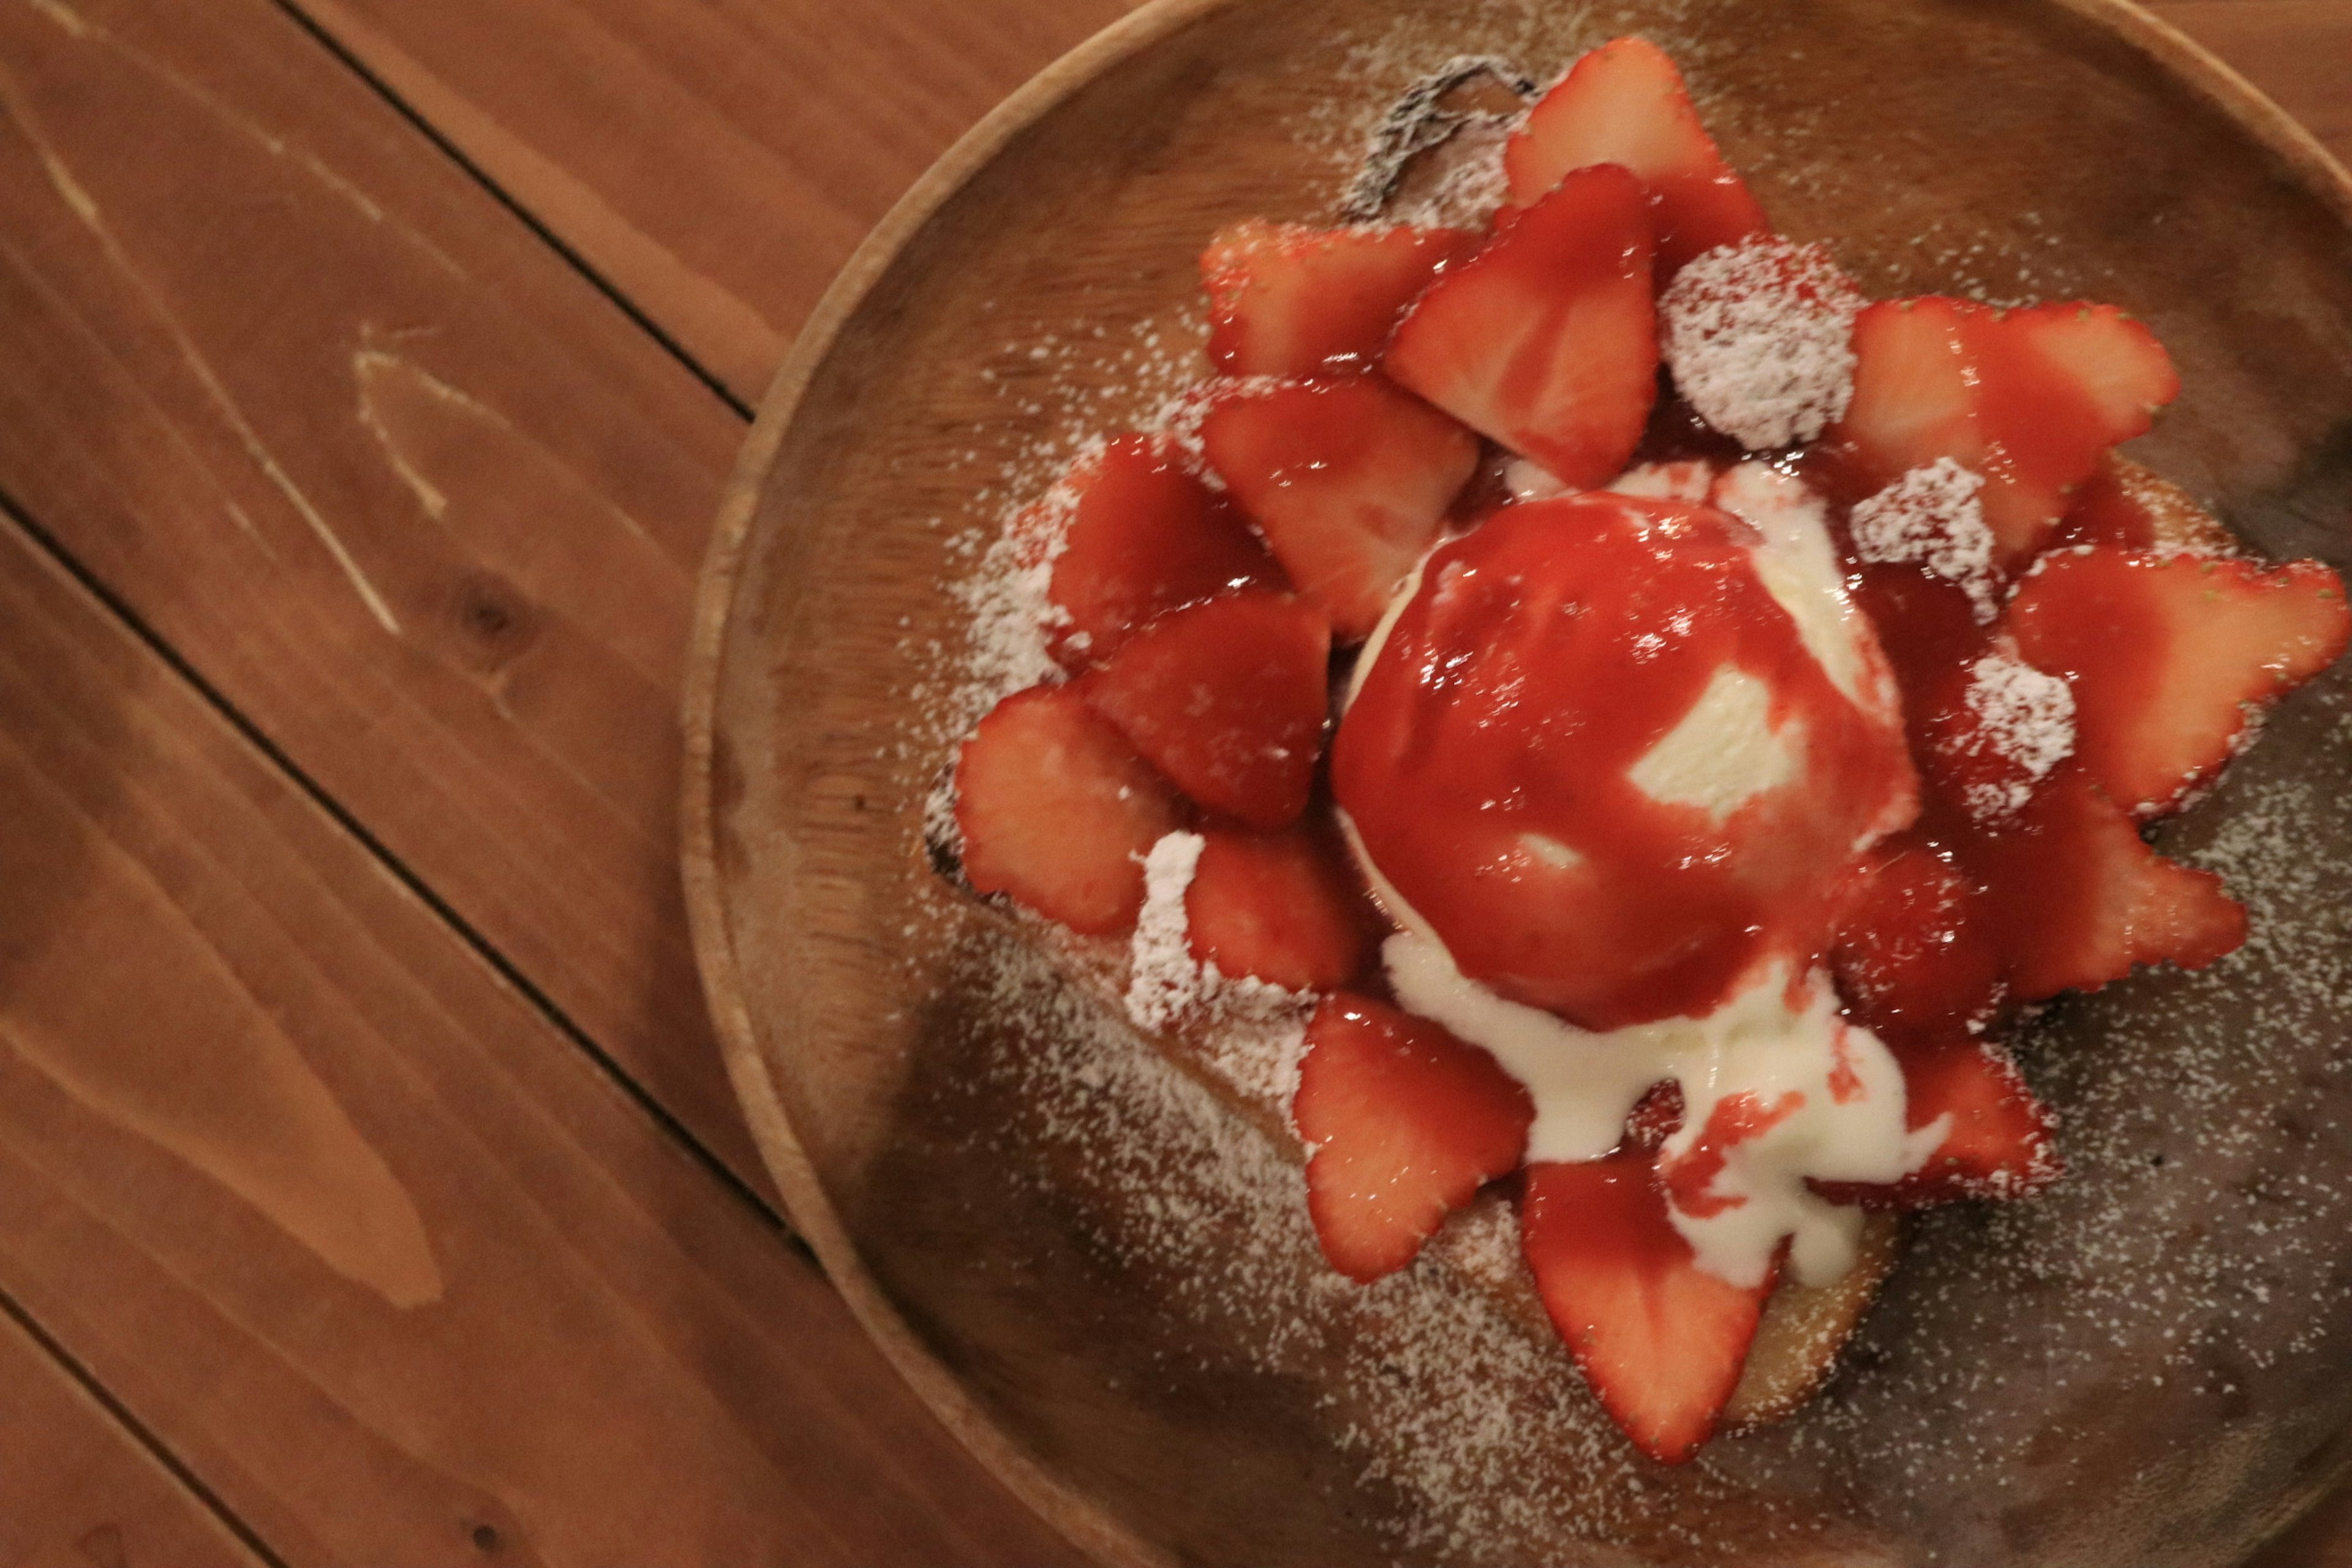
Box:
[1331,489,1915,1032]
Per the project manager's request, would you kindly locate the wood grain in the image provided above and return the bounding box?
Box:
[2148,1,2352,164]
[282,0,1142,404]
[0,0,764,1190]
[0,1316,259,1568]
[273,0,2346,407]
[0,512,1093,1567]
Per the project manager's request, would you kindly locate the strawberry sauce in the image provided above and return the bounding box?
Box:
[1333,491,1916,1031]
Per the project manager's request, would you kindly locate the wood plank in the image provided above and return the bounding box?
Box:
[283,0,1140,402]
[0,0,761,1188]
[0,1314,260,1568]
[2146,1,2352,165]
[277,0,2344,408]
[0,516,1092,1566]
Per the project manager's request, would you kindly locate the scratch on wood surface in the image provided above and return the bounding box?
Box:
[0,69,405,636]
[353,349,448,521]
[0,748,445,1310]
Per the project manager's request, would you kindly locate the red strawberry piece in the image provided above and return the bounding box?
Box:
[2008,548,2351,816]
[1041,435,1287,671]
[2047,453,2212,553]
[1384,164,1659,490]
[1202,220,1479,377]
[1521,1152,1773,1464]
[1830,298,2179,566]
[1294,994,1534,1282]
[1815,1034,2057,1209]
[954,684,1182,935]
[1186,824,1379,992]
[1621,1080,1686,1153]
[1501,36,1769,279]
[1832,844,2004,1041]
[1967,763,2247,1001]
[1085,588,1332,830]
[1198,375,1480,640]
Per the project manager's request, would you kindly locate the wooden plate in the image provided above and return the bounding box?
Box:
[681,2,2352,1564]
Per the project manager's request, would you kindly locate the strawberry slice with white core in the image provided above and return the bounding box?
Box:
[1830,298,2180,565]
[1294,995,1533,1283]
[1198,375,1480,641]
[1520,1152,1773,1464]
[1817,1034,2059,1208]
[1967,763,2247,1001]
[1658,234,1866,450]
[1042,435,1287,671]
[954,684,1182,935]
[1085,588,1332,831]
[1501,36,1769,279]
[1384,164,1659,491]
[1186,824,1378,993]
[2007,548,2351,816]
[1202,220,1479,377]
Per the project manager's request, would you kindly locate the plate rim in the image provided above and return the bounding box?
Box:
[676,4,2352,1562]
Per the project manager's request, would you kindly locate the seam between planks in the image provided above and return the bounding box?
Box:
[262,0,758,424]
[0,486,815,1270]
[0,1283,293,1568]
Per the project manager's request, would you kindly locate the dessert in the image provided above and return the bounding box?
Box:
[931,32,2350,1474]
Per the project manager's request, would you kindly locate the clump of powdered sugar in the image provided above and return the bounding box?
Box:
[1126,831,1212,1031]
[1659,235,1866,450]
[1960,650,2077,821]
[1125,830,1313,1109]
[1851,458,2002,622]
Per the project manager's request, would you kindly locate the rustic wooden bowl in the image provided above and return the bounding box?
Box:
[682,2,2352,1564]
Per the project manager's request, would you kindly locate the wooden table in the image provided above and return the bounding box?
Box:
[0,2,2340,1563]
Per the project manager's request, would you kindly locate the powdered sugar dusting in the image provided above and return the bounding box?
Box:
[1960,651,2077,821]
[943,926,1843,1562]
[1659,235,1865,450]
[1850,458,2002,622]
[1126,831,1210,1030]
[1126,831,1314,1108]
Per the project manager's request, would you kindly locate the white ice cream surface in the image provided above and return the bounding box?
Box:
[1626,662,1804,823]
[1709,461,1898,726]
[1386,929,1944,1290]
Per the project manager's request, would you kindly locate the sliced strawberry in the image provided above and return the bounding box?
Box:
[1186,824,1379,992]
[1832,844,2003,1041]
[2008,548,2351,816]
[1295,995,1534,1282]
[1202,220,1479,377]
[1198,375,1480,640]
[1521,1153,1772,1464]
[1085,589,1332,830]
[1621,1080,1686,1152]
[1815,1034,2057,1209]
[1041,436,1286,671]
[1967,763,2247,1000]
[1501,36,1768,279]
[1830,299,2179,565]
[953,684,1182,935]
[1384,164,1658,489]
[2047,453,2225,553]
